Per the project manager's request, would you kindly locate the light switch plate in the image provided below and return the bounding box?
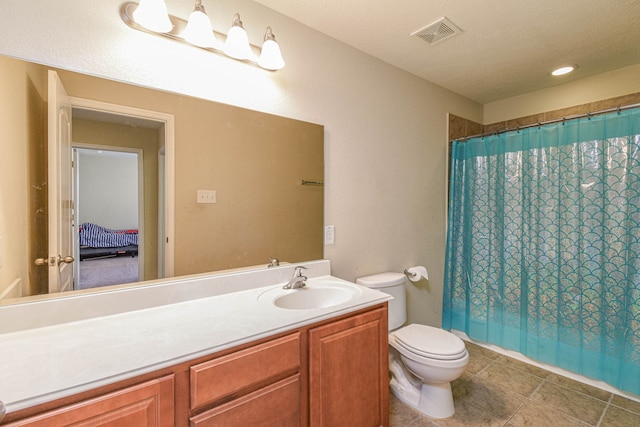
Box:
[324,225,335,245]
[197,190,216,204]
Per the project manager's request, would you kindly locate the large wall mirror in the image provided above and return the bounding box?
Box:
[0,53,324,305]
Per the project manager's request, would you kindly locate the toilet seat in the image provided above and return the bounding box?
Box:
[393,324,466,360]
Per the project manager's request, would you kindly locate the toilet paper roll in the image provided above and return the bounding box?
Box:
[405,266,429,282]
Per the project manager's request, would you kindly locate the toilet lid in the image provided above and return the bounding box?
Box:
[393,324,466,360]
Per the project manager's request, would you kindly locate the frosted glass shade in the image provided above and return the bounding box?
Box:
[224,25,252,60]
[182,10,216,47]
[133,0,172,33]
[259,39,285,70]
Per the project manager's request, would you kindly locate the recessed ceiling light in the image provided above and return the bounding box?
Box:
[551,65,577,76]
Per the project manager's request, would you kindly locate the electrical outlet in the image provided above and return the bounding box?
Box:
[324,225,335,245]
[197,190,216,204]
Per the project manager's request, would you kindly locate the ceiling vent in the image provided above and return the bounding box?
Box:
[412,17,462,45]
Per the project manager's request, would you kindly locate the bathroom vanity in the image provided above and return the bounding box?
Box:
[0,261,390,426]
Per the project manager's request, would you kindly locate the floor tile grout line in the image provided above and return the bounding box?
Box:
[538,377,612,426]
[542,375,613,405]
[595,394,615,427]
[502,396,530,426]
[502,379,546,426]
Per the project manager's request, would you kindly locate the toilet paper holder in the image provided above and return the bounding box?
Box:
[403,266,429,282]
[404,268,418,279]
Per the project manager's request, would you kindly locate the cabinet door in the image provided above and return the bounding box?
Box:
[6,375,175,427]
[189,374,300,427]
[309,307,388,427]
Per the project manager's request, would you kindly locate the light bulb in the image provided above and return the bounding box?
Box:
[224,14,252,60]
[259,28,285,70]
[182,2,216,48]
[132,0,172,33]
[551,65,576,76]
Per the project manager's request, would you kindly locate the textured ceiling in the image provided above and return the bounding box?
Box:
[254,0,640,104]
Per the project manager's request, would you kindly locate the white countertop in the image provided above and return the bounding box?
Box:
[0,263,390,413]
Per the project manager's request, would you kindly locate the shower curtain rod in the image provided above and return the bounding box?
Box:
[454,102,640,142]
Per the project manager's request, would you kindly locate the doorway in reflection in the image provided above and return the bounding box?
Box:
[75,148,141,290]
[71,108,165,289]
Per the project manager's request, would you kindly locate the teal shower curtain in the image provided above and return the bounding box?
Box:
[443,108,640,395]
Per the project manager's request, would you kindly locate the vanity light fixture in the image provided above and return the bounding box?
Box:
[181,0,216,48]
[121,0,285,71]
[551,65,576,76]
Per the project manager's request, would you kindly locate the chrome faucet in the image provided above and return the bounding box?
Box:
[283,266,307,289]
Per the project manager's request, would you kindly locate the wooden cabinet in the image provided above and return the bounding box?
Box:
[309,307,389,427]
[5,375,174,427]
[4,304,388,427]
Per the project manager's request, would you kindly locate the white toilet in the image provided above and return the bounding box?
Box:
[356,272,468,419]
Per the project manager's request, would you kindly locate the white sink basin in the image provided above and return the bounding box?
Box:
[258,277,363,310]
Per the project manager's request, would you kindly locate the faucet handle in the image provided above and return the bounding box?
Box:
[294,265,308,276]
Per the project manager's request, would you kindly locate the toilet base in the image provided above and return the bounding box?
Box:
[390,378,456,419]
[389,357,456,419]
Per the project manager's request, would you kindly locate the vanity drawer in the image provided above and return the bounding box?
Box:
[189,374,300,426]
[190,332,300,410]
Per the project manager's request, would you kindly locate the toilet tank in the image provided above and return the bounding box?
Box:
[356,272,407,331]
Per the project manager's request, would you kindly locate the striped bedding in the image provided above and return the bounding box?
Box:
[79,223,138,248]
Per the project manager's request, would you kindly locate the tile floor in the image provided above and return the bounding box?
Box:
[390,341,640,426]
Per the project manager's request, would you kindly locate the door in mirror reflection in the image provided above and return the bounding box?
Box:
[46,70,74,293]
[35,75,168,294]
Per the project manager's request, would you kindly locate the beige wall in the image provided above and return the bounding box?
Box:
[172,103,324,274]
[484,64,640,123]
[0,55,47,299]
